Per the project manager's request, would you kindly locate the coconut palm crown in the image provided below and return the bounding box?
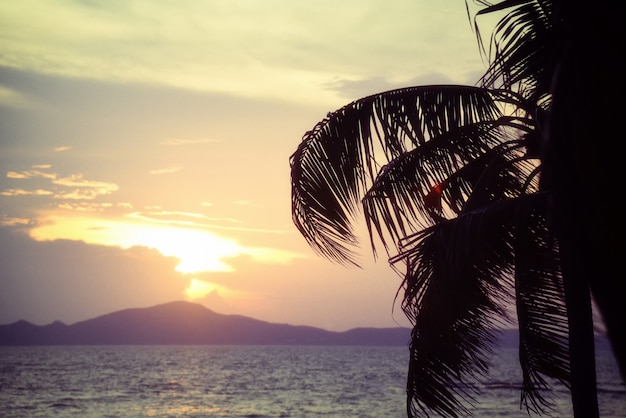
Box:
[290,0,625,417]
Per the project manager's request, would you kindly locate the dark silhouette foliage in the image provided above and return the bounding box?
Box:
[290,1,625,416]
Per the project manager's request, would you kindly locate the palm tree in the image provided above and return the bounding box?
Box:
[477,0,625,414]
[291,84,574,416]
[534,0,626,388]
[290,0,625,417]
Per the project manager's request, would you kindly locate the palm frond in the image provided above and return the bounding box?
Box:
[394,192,569,417]
[393,200,519,417]
[290,86,502,265]
[461,147,540,212]
[361,118,535,256]
[513,193,570,413]
[475,0,554,103]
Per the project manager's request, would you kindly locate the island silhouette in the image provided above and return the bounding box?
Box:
[0,301,412,346]
[2,301,612,350]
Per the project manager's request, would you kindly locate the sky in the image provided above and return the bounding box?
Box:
[0,1,491,331]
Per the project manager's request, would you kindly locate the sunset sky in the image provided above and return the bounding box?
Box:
[0,1,491,331]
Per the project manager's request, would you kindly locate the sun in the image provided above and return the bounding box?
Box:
[29,215,244,274]
[185,278,216,299]
[129,226,242,273]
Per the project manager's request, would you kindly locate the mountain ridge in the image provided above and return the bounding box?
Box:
[0,301,412,346]
[0,301,611,350]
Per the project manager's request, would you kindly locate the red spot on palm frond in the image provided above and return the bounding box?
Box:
[424,182,445,214]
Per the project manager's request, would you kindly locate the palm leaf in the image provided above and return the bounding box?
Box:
[361,118,534,256]
[476,0,554,102]
[290,86,502,265]
[513,193,570,413]
[393,201,517,417]
[394,192,569,417]
[395,194,572,416]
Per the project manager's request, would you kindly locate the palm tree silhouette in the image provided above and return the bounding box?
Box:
[290,1,625,417]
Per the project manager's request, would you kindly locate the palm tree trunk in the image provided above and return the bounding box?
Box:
[548,0,626,380]
[539,1,625,416]
[557,233,599,417]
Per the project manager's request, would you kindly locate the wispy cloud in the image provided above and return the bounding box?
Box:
[53,146,72,152]
[55,201,132,212]
[53,190,112,200]
[6,172,29,179]
[149,210,230,220]
[240,246,308,265]
[325,73,459,100]
[125,211,288,235]
[57,202,111,212]
[0,216,31,227]
[4,169,118,201]
[149,166,183,175]
[324,76,396,99]
[146,210,242,224]
[0,85,33,108]
[53,174,117,190]
[126,211,241,227]
[1,189,53,196]
[160,138,219,146]
[7,170,56,180]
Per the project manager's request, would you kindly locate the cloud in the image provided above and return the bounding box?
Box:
[125,210,285,234]
[6,172,28,179]
[149,166,183,175]
[3,169,118,201]
[0,1,484,106]
[6,170,56,180]
[54,146,72,152]
[53,176,119,200]
[26,213,303,277]
[53,174,117,190]
[0,222,411,331]
[138,210,242,224]
[0,85,33,108]
[0,189,53,196]
[0,226,188,325]
[325,73,459,99]
[0,216,31,227]
[159,138,219,146]
[125,211,205,227]
[51,175,119,200]
[23,202,130,214]
[56,202,115,212]
[324,76,396,99]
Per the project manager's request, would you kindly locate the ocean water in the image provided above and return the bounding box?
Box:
[0,345,623,417]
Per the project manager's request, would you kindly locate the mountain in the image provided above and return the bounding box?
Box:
[0,301,411,346]
[1,302,612,349]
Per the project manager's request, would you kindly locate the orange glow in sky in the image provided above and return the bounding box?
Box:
[185,278,216,299]
[28,214,303,274]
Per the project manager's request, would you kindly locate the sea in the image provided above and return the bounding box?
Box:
[0,345,624,417]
